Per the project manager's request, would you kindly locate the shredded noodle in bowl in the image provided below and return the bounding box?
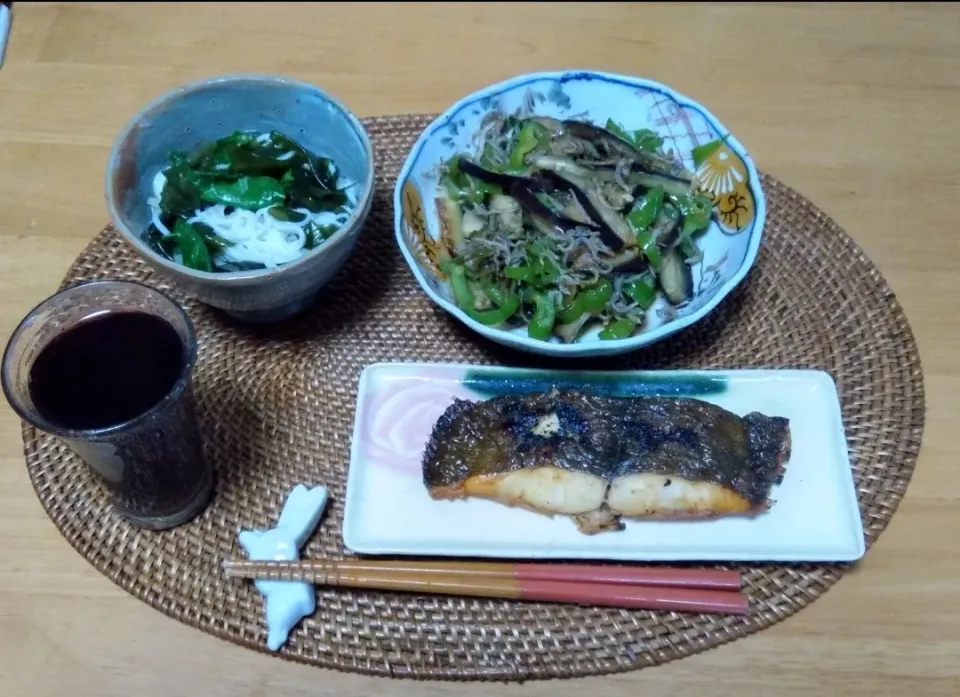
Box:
[147,170,356,270]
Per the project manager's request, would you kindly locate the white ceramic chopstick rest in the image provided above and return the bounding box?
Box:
[237,484,329,651]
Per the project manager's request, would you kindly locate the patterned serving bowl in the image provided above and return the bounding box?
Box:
[394,70,766,358]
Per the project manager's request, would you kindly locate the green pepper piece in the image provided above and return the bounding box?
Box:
[448,263,477,311]
[442,155,501,204]
[479,144,506,173]
[482,281,509,307]
[624,277,657,309]
[172,219,213,272]
[605,119,664,153]
[556,280,614,324]
[508,121,546,171]
[465,293,521,326]
[636,229,663,269]
[525,239,561,288]
[673,193,714,236]
[605,118,634,145]
[527,292,557,341]
[581,279,613,313]
[599,317,637,340]
[628,187,664,232]
[505,265,534,282]
[200,176,286,211]
[556,294,585,325]
[632,129,664,153]
[691,134,730,168]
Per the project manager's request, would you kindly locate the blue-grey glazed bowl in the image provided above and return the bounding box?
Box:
[106,74,375,323]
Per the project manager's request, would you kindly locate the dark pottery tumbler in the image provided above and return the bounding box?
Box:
[2,279,213,530]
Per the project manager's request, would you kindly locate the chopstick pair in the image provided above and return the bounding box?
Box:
[222,558,750,615]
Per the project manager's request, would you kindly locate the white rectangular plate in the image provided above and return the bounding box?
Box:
[342,362,865,562]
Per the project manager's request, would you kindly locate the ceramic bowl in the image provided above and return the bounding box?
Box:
[394,70,766,357]
[106,73,375,323]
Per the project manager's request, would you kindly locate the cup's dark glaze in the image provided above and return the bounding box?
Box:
[2,280,213,530]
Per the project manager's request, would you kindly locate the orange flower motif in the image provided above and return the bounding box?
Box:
[694,143,755,232]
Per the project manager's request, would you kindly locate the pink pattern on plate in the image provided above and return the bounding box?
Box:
[358,369,475,476]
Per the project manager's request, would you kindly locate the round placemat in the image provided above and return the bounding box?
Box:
[21,114,924,681]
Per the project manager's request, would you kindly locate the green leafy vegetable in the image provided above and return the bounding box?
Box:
[143,226,177,260]
[267,206,308,223]
[193,222,232,251]
[158,153,210,219]
[172,220,213,272]
[143,129,353,273]
[304,222,338,250]
[199,176,286,210]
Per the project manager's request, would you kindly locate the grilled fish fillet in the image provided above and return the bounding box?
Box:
[422,389,791,534]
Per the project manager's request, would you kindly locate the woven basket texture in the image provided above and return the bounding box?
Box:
[20,114,925,681]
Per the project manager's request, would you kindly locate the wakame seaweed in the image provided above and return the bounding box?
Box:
[143,130,352,272]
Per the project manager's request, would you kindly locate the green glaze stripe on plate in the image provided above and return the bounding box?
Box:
[461,368,728,398]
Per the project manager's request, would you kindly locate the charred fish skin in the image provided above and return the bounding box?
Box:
[612,397,790,510]
[743,412,792,503]
[420,389,792,532]
[421,390,618,496]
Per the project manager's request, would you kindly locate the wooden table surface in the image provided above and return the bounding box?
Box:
[1,2,957,695]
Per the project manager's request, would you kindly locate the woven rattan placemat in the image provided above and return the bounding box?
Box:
[21,114,924,681]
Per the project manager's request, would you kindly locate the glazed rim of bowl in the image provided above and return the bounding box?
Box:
[394,69,767,354]
[105,72,376,284]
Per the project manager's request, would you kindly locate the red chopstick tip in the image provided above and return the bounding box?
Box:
[518,578,749,616]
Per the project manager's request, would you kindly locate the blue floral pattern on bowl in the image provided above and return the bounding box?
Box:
[394,70,766,358]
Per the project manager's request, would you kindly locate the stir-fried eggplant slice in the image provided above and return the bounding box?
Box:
[532,155,615,182]
[659,248,694,305]
[508,182,589,236]
[561,119,697,185]
[457,159,552,193]
[535,165,632,250]
[608,248,649,274]
[627,169,695,197]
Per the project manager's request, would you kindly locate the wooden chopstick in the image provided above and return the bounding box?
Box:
[229,558,740,590]
[222,559,750,616]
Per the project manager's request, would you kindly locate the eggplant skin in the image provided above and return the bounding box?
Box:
[421,389,791,534]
